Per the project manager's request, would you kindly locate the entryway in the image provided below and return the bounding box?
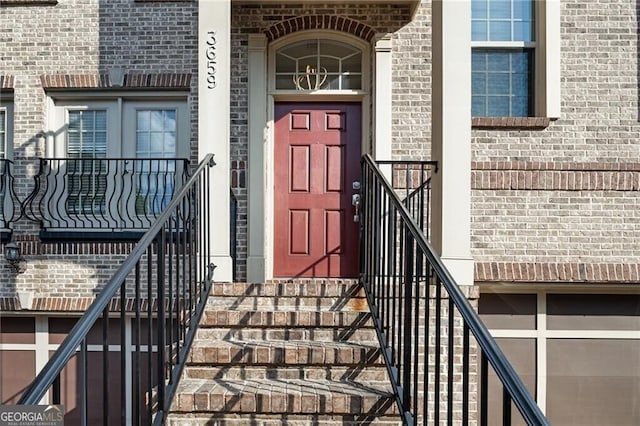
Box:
[273,102,361,278]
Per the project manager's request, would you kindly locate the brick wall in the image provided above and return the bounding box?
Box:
[470,0,640,282]
[0,0,197,295]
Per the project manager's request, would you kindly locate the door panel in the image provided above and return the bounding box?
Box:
[274,103,361,278]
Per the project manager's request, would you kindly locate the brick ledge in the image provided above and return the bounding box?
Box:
[41,73,192,90]
[472,117,551,129]
[0,297,165,312]
[475,262,640,283]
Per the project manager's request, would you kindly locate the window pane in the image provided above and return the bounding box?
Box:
[487,96,510,116]
[472,21,488,41]
[487,74,510,95]
[513,22,533,42]
[489,0,510,19]
[473,0,534,42]
[472,48,532,117]
[276,39,361,91]
[472,0,488,19]
[487,52,510,71]
[472,96,486,116]
[67,110,107,158]
[150,111,163,132]
[135,109,179,215]
[342,75,362,90]
[342,53,361,73]
[137,110,150,131]
[320,56,339,73]
[276,75,296,90]
[276,54,297,73]
[489,21,512,41]
[472,73,487,94]
[513,0,533,20]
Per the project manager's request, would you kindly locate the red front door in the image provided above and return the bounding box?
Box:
[274,102,361,278]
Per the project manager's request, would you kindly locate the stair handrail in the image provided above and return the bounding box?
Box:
[19,154,217,426]
[360,154,549,425]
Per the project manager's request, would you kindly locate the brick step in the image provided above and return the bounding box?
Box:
[166,413,402,425]
[206,294,369,312]
[187,340,383,366]
[183,365,390,382]
[195,326,379,343]
[210,280,361,298]
[199,310,373,328]
[170,377,398,416]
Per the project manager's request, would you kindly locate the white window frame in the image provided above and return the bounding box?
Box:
[45,94,190,231]
[0,100,14,233]
[471,0,560,118]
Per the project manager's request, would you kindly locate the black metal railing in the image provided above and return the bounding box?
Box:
[19,154,216,426]
[375,160,437,238]
[360,154,548,426]
[22,157,190,240]
[0,159,18,239]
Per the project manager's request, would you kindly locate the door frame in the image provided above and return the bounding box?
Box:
[247,30,376,282]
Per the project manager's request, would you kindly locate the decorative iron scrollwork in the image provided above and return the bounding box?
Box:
[293,65,328,90]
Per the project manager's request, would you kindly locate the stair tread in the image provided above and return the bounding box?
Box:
[172,377,397,415]
[190,339,379,349]
[175,377,393,395]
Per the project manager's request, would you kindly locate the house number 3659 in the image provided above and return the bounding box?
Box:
[206,31,217,89]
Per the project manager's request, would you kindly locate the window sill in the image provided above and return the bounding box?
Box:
[472,117,551,129]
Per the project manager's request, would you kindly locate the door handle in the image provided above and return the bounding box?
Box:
[352,193,360,222]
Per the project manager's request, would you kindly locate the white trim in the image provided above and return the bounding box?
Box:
[373,34,392,166]
[0,102,13,159]
[471,41,536,48]
[536,0,561,118]
[247,34,269,283]
[431,0,474,285]
[536,292,547,412]
[198,0,233,282]
[35,316,49,405]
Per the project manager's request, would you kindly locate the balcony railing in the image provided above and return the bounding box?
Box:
[22,157,190,240]
[0,159,18,241]
[360,154,549,425]
[18,154,216,425]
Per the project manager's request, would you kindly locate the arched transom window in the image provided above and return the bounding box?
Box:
[275,39,362,91]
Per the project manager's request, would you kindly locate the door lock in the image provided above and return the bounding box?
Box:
[352,193,360,222]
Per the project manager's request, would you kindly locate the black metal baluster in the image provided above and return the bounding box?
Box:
[448,296,454,425]
[503,388,512,426]
[102,307,109,426]
[120,280,127,424]
[463,322,470,426]
[80,338,88,426]
[435,279,442,425]
[134,262,141,425]
[481,352,488,426]
[147,245,153,421]
[157,228,166,416]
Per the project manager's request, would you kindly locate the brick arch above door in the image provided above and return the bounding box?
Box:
[265,15,376,42]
